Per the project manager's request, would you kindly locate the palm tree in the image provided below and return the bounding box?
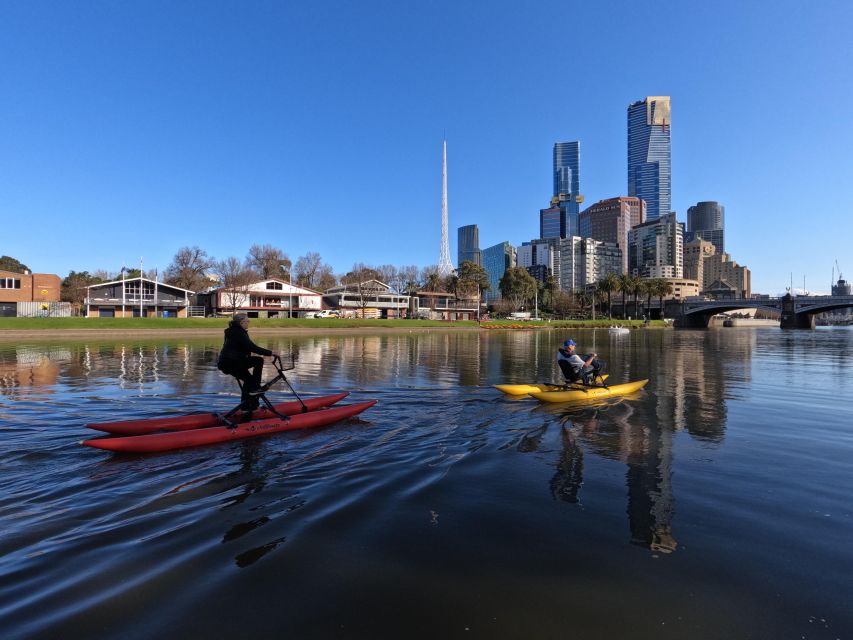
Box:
[641,279,654,320]
[618,273,632,320]
[630,276,644,320]
[656,278,673,319]
[598,272,620,319]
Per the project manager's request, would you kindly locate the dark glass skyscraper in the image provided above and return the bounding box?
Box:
[628,96,671,221]
[544,141,583,239]
[457,224,481,267]
[553,141,580,198]
[686,201,725,254]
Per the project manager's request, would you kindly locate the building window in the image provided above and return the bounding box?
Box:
[266,282,283,290]
[0,278,22,289]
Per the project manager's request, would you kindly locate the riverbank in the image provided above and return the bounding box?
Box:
[0,317,667,340]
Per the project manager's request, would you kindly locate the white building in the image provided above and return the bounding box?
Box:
[628,212,684,278]
[211,279,322,318]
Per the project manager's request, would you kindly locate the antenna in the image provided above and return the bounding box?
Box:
[437,139,454,277]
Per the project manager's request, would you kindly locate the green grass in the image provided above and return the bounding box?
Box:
[481,319,667,329]
[0,317,669,331]
[0,317,479,330]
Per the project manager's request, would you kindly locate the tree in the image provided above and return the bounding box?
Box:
[618,273,632,319]
[577,289,594,319]
[419,265,445,292]
[393,265,420,296]
[499,267,537,311]
[655,278,673,319]
[294,252,324,289]
[314,264,338,292]
[597,272,620,319]
[456,260,489,316]
[630,276,644,319]
[214,257,255,313]
[247,244,290,279]
[552,290,574,319]
[0,256,30,274]
[164,246,214,292]
[640,279,654,319]
[376,264,398,290]
[61,271,104,309]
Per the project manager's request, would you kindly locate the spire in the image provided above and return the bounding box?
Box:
[438,139,454,277]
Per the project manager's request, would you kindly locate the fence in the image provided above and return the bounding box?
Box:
[16,302,73,317]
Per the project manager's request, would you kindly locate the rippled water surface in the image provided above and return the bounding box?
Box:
[1,328,852,639]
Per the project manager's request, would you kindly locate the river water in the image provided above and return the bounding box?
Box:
[1,327,851,639]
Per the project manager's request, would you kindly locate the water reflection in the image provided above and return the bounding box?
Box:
[0,329,756,560]
[0,346,70,398]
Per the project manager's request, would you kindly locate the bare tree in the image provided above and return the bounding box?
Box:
[247,244,290,279]
[164,246,214,292]
[214,257,255,313]
[377,264,397,290]
[315,265,338,292]
[294,252,323,289]
[394,265,419,295]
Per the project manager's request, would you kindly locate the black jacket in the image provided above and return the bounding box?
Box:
[217,324,272,369]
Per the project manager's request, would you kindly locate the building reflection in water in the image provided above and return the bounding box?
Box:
[0,346,70,398]
[500,328,755,553]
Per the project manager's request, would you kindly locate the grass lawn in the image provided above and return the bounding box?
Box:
[0,317,478,330]
[0,317,668,330]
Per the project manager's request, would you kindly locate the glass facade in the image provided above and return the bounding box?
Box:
[553,141,581,198]
[686,201,725,254]
[482,242,516,302]
[628,96,671,221]
[457,224,481,267]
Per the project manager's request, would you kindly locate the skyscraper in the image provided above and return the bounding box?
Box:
[553,141,580,199]
[549,142,583,239]
[578,197,645,275]
[686,201,725,254]
[457,224,481,267]
[628,96,671,221]
[482,242,516,302]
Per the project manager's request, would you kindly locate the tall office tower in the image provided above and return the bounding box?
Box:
[578,196,646,275]
[628,212,684,278]
[628,96,671,221]
[541,141,584,239]
[457,224,481,267]
[437,140,454,277]
[554,142,580,198]
[686,201,725,254]
[482,241,516,302]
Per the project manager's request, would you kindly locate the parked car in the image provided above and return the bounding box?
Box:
[310,310,339,318]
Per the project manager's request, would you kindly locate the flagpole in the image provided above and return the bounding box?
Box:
[122,265,126,318]
[140,257,144,318]
[154,266,158,318]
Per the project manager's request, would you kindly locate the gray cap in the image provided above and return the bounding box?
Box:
[230,312,248,325]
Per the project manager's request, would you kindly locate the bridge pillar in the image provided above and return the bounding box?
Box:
[780,294,816,329]
[676,312,711,328]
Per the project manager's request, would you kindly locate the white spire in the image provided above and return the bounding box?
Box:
[438,139,454,277]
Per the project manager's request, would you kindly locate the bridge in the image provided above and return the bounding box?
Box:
[679,294,853,329]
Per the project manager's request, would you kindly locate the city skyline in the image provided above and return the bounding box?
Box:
[2,1,851,295]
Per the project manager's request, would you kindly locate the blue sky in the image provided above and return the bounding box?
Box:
[2,0,851,295]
